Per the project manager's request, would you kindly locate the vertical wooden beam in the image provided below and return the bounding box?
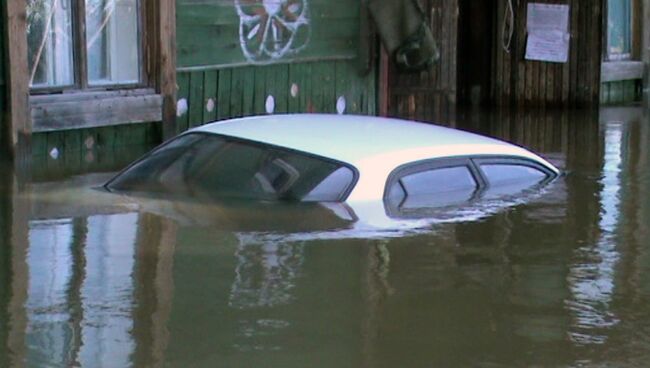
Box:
[378,48,389,117]
[632,0,643,60]
[591,0,603,105]
[157,0,177,140]
[4,0,31,160]
[640,0,650,95]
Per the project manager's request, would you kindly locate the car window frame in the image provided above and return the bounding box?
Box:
[472,156,557,187]
[383,157,485,211]
[383,155,558,216]
[104,132,361,202]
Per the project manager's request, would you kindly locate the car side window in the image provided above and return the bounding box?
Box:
[386,165,478,209]
[480,164,547,186]
[479,163,549,198]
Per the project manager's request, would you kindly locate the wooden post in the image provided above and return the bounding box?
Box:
[4,0,31,161]
[157,0,177,140]
[643,0,650,98]
[379,47,390,117]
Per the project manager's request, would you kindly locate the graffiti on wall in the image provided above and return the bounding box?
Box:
[235,0,311,64]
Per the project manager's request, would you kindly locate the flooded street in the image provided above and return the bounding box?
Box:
[1,107,650,367]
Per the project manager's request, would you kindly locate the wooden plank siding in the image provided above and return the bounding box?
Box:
[382,0,459,125]
[30,122,161,180]
[175,60,376,128]
[492,0,603,108]
[174,0,375,129]
[600,80,642,105]
[176,0,360,69]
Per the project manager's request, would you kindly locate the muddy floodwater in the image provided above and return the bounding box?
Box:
[1,107,650,367]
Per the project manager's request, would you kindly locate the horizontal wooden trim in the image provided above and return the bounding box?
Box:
[601,61,644,82]
[176,55,357,73]
[31,88,157,103]
[31,91,163,132]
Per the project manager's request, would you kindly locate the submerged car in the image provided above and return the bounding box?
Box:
[104,114,560,229]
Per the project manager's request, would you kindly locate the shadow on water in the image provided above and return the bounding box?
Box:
[1,107,650,366]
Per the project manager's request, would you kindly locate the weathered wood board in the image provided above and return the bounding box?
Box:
[383,0,458,125]
[601,80,641,105]
[31,122,161,177]
[492,0,603,107]
[177,0,360,69]
[176,59,376,128]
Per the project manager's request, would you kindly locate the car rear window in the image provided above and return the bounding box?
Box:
[106,133,356,202]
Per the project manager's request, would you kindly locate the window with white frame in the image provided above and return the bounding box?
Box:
[27,0,141,91]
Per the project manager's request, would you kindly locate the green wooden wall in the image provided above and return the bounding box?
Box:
[9,0,376,162]
[177,0,359,68]
[31,123,161,180]
[176,0,376,130]
[175,57,376,132]
[600,80,641,105]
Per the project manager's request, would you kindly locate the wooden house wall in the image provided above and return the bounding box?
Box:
[492,0,603,108]
[177,0,359,69]
[175,0,376,130]
[175,61,375,133]
[601,80,641,105]
[383,0,458,125]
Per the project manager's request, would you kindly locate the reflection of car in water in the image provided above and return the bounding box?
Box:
[102,114,560,235]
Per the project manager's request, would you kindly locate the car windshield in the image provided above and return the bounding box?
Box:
[105,133,356,202]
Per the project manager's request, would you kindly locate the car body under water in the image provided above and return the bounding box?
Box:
[104,114,560,236]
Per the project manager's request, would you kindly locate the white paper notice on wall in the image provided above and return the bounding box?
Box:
[525,3,570,63]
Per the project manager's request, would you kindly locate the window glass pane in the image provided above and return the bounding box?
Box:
[86,0,140,86]
[393,166,477,209]
[401,166,476,196]
[27,0,74,88]
[107,134,355,202]
[481,164,547,186]
[607,0,631,58]
[385,181,406,205]
[303,167,355,202]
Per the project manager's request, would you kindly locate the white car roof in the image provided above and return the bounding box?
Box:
[190,114,556,172]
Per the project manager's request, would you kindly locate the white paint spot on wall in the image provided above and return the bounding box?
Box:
[290,83,299,98]
[206,98,215,112]
[84,136,95,150]
[235,0,311,64]
[336,96,347,115]
[266,95,276,114]
[177,98,188,117]
[49,148,60,160]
